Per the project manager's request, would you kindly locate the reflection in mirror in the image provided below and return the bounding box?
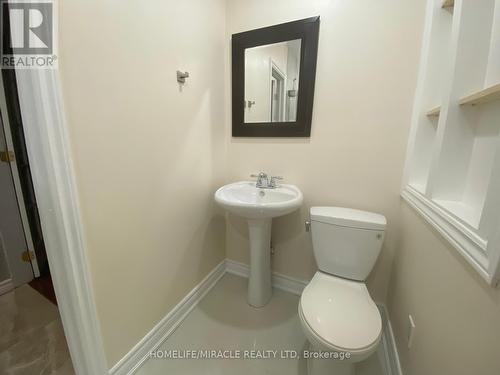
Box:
[244,39,301,123]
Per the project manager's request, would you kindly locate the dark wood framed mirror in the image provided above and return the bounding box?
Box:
[232,17,320,137]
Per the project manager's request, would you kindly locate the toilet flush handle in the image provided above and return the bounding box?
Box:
[305,220,311,232]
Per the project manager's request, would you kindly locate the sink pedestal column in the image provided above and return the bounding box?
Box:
[247,218,272,307]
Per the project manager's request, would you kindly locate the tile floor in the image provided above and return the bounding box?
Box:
[0,285,74,375]
[138,273,385,375]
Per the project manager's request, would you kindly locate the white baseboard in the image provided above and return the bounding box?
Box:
[0,279,14,295]
[225,259,308,296]
[109,259,403,375]
[109,260,226,375]
[378,304,403,375]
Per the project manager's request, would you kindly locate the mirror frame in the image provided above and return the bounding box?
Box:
[232,17,320,137]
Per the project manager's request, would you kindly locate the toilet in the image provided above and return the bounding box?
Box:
[299,207,387,375]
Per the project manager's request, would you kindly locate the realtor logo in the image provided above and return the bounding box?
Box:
[1,0,57,68]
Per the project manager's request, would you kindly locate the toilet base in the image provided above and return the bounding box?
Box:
[306,344,355,375]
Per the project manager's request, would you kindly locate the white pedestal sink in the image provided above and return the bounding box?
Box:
[215,181,303,307]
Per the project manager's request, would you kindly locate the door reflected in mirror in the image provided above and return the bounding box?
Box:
[244,39,301,123]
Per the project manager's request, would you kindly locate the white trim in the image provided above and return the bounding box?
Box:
[225,258,308,295]
[0,278,14,295]
[400,0,435,191]
[223,258,249,278]
[401,186,494,284]
[109,260,226,375]
[377,304,403,375]
[14,69,109,375]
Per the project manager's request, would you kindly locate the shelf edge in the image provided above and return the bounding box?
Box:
[441,0,454,9]
[426,105,441,117]
[459,83,500,106]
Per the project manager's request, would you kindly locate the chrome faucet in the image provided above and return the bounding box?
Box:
[251,172,268,188]
[250,172,283,189]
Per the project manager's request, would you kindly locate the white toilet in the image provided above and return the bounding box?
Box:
[299,207,387,375]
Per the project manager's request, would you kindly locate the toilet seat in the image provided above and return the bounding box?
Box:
[299,271,382,356]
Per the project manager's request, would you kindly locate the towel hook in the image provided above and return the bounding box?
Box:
[177,70,189,84]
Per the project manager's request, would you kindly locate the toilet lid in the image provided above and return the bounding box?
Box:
[300,272,382,352]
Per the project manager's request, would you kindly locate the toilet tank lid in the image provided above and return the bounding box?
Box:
[310,207,386,230]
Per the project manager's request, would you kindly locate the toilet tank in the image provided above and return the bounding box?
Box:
[310,207,386,281]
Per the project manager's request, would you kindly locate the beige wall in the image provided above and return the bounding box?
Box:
[58,0,227,366]
[388,203,500,375]
[225,0,426,302]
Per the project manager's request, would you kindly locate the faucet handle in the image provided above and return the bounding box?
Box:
[270,176,283,188]
[250,172,267,178]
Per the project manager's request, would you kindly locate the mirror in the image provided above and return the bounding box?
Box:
[232,17,320,137]
[244,39,301,123]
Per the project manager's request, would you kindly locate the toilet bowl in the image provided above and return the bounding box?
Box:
[299,272,382,375]
[299,207,386,375]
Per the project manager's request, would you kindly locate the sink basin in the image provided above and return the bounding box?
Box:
[215,181,303,307]
[215,181,303,219]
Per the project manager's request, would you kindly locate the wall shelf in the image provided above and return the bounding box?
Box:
[402,0,500,286]
[442,0,454,9]
[459,83,500,106]
[426,105,441,116]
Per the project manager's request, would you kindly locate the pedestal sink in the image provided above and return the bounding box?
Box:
[215,181,303,307]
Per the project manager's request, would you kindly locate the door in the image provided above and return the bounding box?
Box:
[0,113,35,287]
[2,70,49,277]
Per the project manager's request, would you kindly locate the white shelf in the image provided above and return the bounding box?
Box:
[402,0,500,286]
[442,0,454,9]
[459,83,500,106]
[426,105,441,116]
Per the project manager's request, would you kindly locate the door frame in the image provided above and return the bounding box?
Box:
[7,68,109,374]
[268,58,287,122]
[0,82,40,279]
